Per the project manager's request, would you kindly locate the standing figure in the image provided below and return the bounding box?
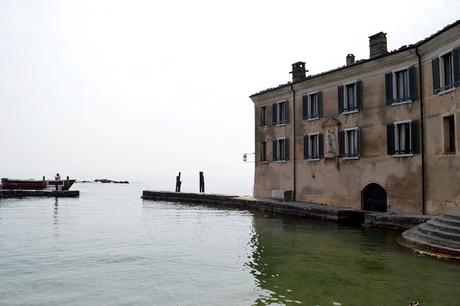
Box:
[199,172,205,193]
[175,172,182,192]
[55,173,61,191]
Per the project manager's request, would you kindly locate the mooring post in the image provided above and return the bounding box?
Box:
[43,176,46,188]
[199,171,205,193]
[175,172,182,192]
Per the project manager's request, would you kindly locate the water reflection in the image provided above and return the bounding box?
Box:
[247,212,460,306]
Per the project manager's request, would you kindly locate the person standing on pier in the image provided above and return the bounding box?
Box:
[55,173,61,191]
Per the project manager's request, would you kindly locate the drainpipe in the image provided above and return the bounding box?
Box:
[290,83,296,201]
[415,46,426,215]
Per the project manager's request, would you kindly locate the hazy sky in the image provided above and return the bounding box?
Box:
[0,0,459,183]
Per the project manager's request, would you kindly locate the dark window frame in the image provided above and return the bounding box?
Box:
[444,115,456,153]
[260,141,267,161]
[260,106,267,127]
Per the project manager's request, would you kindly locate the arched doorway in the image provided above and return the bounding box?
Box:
[362,184,387,212]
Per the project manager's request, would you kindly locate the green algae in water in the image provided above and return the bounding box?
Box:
[249,214,460,305]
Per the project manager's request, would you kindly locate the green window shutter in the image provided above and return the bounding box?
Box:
[339,131,345,157]
[285,138,289,160]
[432,58,441,94]
[302,95,308,119]
[272,103,278,125]
[284,102,289,124]
[453,47,460,86]
[356,128,361,156]
[385,73,393,105]
[303,135,308,159]
[318,92,323,117]
[356,80,363,110]
[409,66,417,100]
[411,120,420,154]
[387,124,395,155]
[319,133,324,158]
[338,86,344,113]
[272,140,278,161]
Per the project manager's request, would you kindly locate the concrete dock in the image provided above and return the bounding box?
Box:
[142,191,429,229]
[0,190,80,199]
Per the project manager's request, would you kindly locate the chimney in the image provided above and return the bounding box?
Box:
[369,32,388,58]
[346,54,355,66]
[290,61,307,82]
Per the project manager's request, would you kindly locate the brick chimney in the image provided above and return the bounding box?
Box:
[369,32,388,58]
[290,61,307,82]
[346,54,355,66]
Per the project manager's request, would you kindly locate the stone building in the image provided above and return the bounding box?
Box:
[250,20,460,215]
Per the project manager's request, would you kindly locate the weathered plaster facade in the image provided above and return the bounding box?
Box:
[251,20,460,215]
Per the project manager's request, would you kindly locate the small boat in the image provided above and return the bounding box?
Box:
[1,178,76,191]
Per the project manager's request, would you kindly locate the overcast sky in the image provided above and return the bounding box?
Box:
[0,0,459,186]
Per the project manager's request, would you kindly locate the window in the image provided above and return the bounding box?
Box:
[260,142,267,161]
[442,53,454,90]
[272,138,289,161]
[395,69,409,101]
[304,133,324,160]
[302,92,322,120]
[272,101,288,125]
[339,128,360,158]
[338,81,362,113]
[346,83,357,111]
[432,48,460,94]
[385,67,416,104]
[387,121,419,156]
[260,106,267,126]
[444,115,456,153]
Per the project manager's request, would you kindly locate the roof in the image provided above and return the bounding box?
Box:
[249,19,460,98]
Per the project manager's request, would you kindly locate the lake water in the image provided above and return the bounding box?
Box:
[1,182,459,306]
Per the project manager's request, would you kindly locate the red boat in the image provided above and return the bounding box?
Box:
[1,178,76,191]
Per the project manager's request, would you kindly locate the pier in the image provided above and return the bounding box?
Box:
[141,191,429,229]
[0,190,80,199]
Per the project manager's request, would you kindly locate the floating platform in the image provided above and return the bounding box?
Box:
[0,189,80,199]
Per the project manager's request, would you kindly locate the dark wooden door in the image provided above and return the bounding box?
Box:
[363,184,387,212]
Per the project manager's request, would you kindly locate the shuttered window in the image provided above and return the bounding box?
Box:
[339,128,360,158]
[338,81,362,113]
[303,92,322,120]
[272,101,289,125]
[387,121,419,156]
[432,47,460,94]
[273,138,289,161]
[385,66,416,104]
[303,133,324,160]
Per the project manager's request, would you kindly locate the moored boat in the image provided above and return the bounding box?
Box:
[1,178,76,191]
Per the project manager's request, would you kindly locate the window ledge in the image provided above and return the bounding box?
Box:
[437,87,456,96]
[342,156,360,160]
[393,153,414,158]
[305,117,320,122]
[391,100,413,106]
[275,123,287,127]
[306,158,320,162]
[443,151,456,155]
[342,110,359,115]
[274,160,287,163]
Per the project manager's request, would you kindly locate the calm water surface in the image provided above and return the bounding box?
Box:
[1,183,459,306]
